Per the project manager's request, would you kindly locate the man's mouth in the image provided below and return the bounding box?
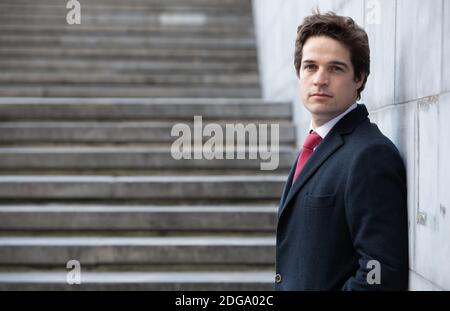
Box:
[311,92,332,98]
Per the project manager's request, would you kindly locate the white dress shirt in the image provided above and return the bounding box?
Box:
[309,102,357,140]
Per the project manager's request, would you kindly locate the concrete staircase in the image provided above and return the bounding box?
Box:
[0,0,260,98]
[0,0,296,290]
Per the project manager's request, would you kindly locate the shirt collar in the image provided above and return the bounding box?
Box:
[309,102,357,139]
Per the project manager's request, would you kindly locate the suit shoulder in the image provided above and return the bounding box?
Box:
[352,120,400,148]
[346,119,404,164]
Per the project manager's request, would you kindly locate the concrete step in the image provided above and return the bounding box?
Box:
[0,72,259,86]
[0,271,274,291]
[0,173,286,181]
[0,35,256,49]
[0,47,257,62]
[0,204,277,231]
[0,169,291,177]
[0,59,257,73]
[0,1,251,17]
[0,0,251,11]
[0,24,254,37]
[0,175,286,200]
[2,0,250,5]
[1,0,251,6]
[0,121,295,144]
[0,85,261,98]
[0,146,295,170]
[0,236,275,265]
[0,14,253,29]
[0,98,291,121]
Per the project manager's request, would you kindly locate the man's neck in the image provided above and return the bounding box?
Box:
[311,104,357,129]
[311,116,336,128]
[310,103,358,138]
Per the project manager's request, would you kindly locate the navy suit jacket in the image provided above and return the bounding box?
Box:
[275,104,409,290]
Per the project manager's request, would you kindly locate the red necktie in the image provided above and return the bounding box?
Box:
[292,131,322,184]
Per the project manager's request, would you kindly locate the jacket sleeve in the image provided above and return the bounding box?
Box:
[342,143,409,290]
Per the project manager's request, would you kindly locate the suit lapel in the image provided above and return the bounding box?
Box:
[279,133,343,217]
[278,104,369,218]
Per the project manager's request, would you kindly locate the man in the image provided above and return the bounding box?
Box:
[275,12,409,290]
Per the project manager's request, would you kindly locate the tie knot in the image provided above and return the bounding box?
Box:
[302,131,322,150]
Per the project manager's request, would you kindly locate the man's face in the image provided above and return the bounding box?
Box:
[299,35,364,127]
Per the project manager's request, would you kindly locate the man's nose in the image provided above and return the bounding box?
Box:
[312,68,329,86]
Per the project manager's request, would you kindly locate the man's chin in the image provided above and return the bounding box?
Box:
[304,101,333,113]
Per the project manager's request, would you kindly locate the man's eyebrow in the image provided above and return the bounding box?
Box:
[328,61,349,68]
[302,60,349,69]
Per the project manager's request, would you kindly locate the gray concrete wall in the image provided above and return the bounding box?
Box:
[252,0,450,290]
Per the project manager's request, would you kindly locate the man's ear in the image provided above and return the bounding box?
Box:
[354,73,365,89]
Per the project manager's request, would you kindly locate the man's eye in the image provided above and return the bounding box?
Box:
[330,66,343,72]
[304,64,316,70]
